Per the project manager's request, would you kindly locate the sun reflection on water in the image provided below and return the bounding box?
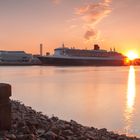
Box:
[124,66,136,134]
[127,66,136,110]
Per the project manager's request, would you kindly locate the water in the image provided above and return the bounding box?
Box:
[0,66,140,136]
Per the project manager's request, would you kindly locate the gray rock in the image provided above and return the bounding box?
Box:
[6,134,16,140]
[42,131,58,140]
[58,136,65,140]
[18,126,31,134]
[51,116,59,122]
[16,134,36,140]
[37,129,45,135]
[117,136,127,140]
[0,100,139,140]
[63,129,73,136]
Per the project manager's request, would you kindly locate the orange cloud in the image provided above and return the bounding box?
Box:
[84,28,99,41]
[76,0,112,41]
[52,0,62,4]
[104,0,112,3]
[76,1,111,24]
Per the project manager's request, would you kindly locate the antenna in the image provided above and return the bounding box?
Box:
[114,48,116,52]
[62,43,65,48]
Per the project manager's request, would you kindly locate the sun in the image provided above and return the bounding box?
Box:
[126,51,138,60]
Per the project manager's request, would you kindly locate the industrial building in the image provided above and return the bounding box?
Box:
[0,51,32,63]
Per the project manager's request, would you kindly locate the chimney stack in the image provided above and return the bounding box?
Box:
[40,44,43,56]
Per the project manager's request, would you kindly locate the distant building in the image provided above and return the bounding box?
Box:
[0,51,32,63]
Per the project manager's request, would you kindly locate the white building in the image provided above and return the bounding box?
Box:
[0,51,32,63]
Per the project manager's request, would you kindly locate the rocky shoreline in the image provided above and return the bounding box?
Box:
[0,100,139,140]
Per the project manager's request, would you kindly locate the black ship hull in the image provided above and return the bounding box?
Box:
[38,56,128,66]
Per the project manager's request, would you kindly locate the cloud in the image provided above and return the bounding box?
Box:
[103,0,112,4]
[76,0,112,24]
[76,0,112,41]
[52,0,62,5]
[84,28,99,41]
[69,24,77,29]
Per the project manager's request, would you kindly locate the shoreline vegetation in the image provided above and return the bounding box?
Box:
[0,100,139,140]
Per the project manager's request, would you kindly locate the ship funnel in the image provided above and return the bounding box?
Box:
[94,44,100,50]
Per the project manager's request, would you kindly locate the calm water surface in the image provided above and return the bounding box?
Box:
[0,66,140,136]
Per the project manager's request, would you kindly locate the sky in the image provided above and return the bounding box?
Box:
[0,0,140,56]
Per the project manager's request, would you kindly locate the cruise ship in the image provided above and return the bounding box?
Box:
[38,44,130,66]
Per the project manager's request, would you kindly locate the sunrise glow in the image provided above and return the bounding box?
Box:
[0,1,140,54]
[126,51,138,60]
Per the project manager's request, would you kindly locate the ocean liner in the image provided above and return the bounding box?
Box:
[38,44,130,66]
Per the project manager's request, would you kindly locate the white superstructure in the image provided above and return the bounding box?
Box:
[52,44,126,60]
